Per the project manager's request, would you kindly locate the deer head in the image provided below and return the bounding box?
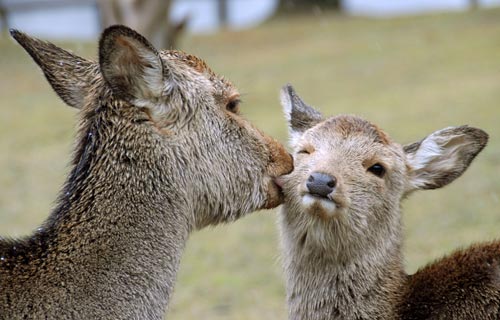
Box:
[279,85,487,260]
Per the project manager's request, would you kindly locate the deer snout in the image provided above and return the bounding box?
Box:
[266,136,294,177]
[306,172,336,198]
[261,136,293,209]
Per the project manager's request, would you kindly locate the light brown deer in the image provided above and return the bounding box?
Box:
[278,84,498,320]
[0,26,293,319]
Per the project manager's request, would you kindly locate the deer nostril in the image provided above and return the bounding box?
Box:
[306,172,336,199]
[327,177,337,188]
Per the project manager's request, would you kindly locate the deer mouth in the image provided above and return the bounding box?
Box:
[303,193,338,209]
[301,192,344,219]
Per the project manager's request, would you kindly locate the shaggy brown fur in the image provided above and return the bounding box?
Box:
[0,26,292,319]
[278,84,497,320]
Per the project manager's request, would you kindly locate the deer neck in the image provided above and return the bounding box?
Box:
[1,109,193,318]
[279,204,406,320]
[45,179,190,317]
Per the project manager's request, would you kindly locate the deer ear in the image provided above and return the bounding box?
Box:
[10,29,97,109]
[99,25,165,105]
[280,84,323,145]
[404,126,488,192]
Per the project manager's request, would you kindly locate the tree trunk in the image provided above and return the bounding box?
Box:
[217,0,228,28]
[97,0,187,49]
[469,0,480,9]
[0,0,7,33]
[279,0,341,11]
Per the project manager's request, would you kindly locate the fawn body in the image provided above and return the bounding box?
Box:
[278,85,498,320]
[0,26,292,319]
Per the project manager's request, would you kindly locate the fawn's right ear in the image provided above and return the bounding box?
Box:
[280,84,323,146]
[10,29,97,109]
[99,25,166,108]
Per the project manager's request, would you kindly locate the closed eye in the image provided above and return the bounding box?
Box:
[367,163,386,178]
[297,146,314,155]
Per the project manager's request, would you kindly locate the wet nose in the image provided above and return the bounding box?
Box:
[306,172,336,198]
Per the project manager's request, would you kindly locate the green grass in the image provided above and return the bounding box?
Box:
[1,8,500,319]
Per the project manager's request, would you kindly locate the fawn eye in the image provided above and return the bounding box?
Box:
[226,99,240,113]
[367,163,386,178]
[297,149,311,155]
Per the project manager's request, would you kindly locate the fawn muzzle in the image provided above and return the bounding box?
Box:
[306,172,336,199]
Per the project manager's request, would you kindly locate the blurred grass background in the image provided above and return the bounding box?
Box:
[1,8,500,319]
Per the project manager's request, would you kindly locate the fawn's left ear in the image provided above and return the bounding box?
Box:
[404,126,488,192]
[280,84,323,146]
[10,29,97,109]
[99,25,165,106]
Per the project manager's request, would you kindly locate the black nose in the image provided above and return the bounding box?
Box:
[306,172,336,198]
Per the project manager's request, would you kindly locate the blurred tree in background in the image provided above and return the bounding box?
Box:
[469,0,479,9]
[0,1,6,34]
[279,0,342,12]
[217,0,228,28]
[97,0,187,49]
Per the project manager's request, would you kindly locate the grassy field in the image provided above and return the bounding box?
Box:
[1,8,500,319]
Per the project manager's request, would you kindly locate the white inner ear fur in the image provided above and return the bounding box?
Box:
[406,128,467,188]
[280,89,298,146]
[280,88,293,123]
[407,135,443,171]
[142,48,163,86]
[280,88,305,148]
[110,36,165,107]
[131,45,164,101]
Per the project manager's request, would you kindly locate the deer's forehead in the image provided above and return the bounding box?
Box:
[161,50,237,99]
[300,115,401,158]
[302,116,383,143]
[317,116,391,145]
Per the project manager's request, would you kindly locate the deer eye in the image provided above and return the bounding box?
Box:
[297,146,314,155]
[367,163,386,178]
[226,99,240,113]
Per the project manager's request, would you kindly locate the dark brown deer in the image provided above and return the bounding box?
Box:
[0,26,293,319]
[278,84,498,320]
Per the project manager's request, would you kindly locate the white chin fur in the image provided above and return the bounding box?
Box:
[302,194,337,217]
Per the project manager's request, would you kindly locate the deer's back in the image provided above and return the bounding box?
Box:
[399,241,500,320]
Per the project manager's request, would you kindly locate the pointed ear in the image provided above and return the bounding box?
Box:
[99,25,165,105]
[280,84,323,145]
[10,29,97,109]
[404,126,488,192]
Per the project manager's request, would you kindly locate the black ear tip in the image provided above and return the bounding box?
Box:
[9,29,33,48]
[282,83,298,100]
[469,126,489,148]
[100,24,127,44]
[9,28,22,41]
[102,24,132,36]
[99,25,135,47]
[99,24,157,58]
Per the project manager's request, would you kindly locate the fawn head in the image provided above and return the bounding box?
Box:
[10,26,292,229]
[279,85,488,257]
